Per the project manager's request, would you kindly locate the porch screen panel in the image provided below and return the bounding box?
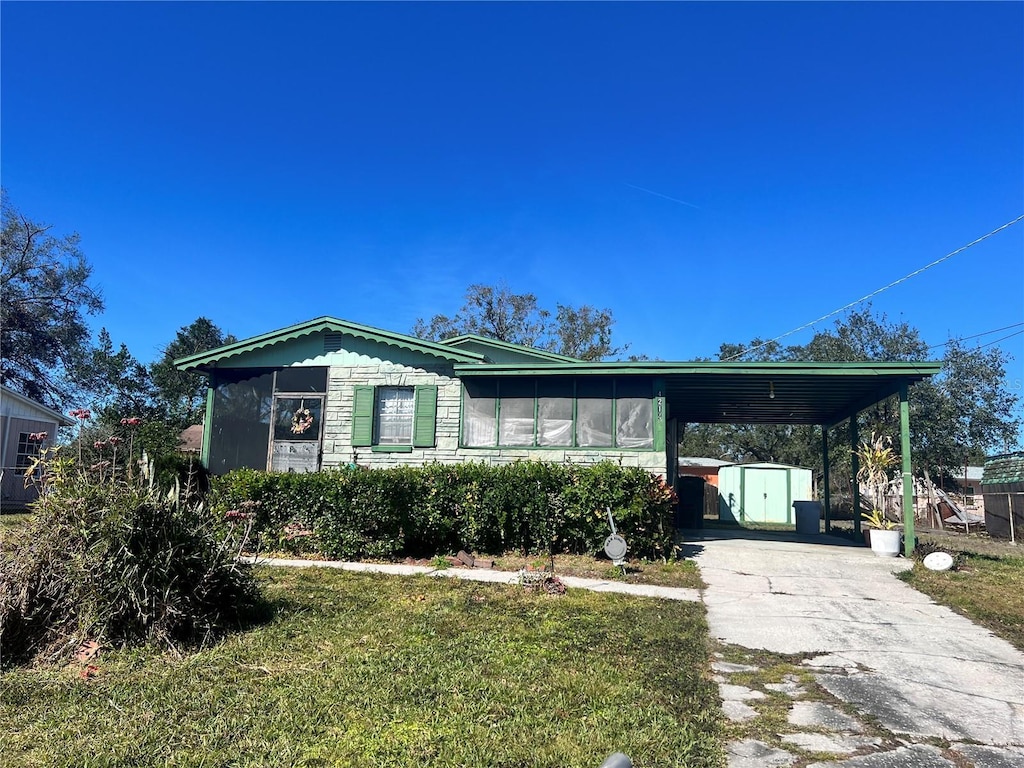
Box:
[615,379,654,449]
[208,370,274,473]
[275,367,328,393]
[537,380,573,447]
[273,397,323,442]
[576,379,613,447]
[463,380,497,447]
[498,379,535,446]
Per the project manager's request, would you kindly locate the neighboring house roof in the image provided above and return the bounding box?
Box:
[439,334,581,363]
[178,424,204,453]
[678,457,734,468]
[964,466,985,482]
[0,385,75,426]
[982,452,1024,486]
[175,316,487,371]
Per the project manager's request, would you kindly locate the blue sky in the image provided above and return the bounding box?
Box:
[2,3,1022,379]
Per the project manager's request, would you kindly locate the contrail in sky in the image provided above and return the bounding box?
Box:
[626,183,701,210]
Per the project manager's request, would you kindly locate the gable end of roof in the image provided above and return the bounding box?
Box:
[174,316,486,371]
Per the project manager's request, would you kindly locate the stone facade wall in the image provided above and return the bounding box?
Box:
[319,363,667,477]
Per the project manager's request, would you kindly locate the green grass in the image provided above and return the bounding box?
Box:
[0,512,31,529]
[0,513,31,550]
[900,552,1024,652]
[1,566,723,768]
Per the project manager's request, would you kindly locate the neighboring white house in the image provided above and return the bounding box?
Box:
[0,385,75,511]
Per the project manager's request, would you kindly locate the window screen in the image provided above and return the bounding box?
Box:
[375,387,415,445]
[537,380,573,446]
[615,380,653,449]
[576,379,613,447]
[273,397,323,442]
[275,367,328,393]
[498,379,535,446]
[208,370,274,473]
[463,380,497,446]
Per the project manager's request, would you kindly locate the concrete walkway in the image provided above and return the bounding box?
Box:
[687,530,1024,766]
[240,555,702,602]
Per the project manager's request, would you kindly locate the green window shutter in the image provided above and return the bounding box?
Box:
[351,386,374,446]
[413,385,438,447]
[652,378,666,452]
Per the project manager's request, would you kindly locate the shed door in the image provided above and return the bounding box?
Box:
[743,469,789,523]
[269,396,324,473]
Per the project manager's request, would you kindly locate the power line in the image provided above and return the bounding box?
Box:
[973,329,1024,352]
[722,213,1024,361]
[925,322,1024,351]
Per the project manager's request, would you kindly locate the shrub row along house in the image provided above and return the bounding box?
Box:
[175,316,939,539]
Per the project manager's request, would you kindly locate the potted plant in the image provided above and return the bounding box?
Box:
[855,433,901,557]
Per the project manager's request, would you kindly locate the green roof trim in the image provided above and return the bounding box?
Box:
[439,334,581,363]
[453,360,941,427]
[452,361,942,377]
[174,316,487,371]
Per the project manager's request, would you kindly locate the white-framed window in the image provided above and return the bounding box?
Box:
[16,432,43,474]
[374,387,416,445]
[351,384,437,450]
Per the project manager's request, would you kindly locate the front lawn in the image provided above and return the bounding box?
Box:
[1,567,722,768]
[900,552,1024,652]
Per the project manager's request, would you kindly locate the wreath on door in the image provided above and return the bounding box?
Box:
[291,402,314,435]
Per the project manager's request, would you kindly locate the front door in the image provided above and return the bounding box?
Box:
[269,395,325,473]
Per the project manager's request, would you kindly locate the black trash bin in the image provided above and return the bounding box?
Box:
[675,476,706,529]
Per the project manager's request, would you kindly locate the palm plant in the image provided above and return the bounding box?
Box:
[855,432,899,529]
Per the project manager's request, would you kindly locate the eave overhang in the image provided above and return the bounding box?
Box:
[453,361,942,426]
[175,316,487,372]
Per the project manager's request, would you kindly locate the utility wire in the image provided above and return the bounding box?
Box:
[722,213,1024,361]
[924,322,1024,351]
[972,329,1024,353]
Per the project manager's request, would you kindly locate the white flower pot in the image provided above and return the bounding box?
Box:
[869,528,901,558]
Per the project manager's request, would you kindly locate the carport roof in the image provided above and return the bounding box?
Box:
[453,361,942,427]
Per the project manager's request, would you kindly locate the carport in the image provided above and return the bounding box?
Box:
[465,360,941,556]
[659,361,941,555]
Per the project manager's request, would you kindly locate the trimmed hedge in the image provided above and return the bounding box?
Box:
[208,461,677,561]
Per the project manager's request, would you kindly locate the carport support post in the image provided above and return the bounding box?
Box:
[821,427,831,534]
[851,416,861,538]
[900,383,915,557]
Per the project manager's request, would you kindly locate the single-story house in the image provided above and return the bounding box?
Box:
[175,316,941,552]
[175,316,669,477]
[1,384,75,511]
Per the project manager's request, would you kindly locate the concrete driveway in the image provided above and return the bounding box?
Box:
[687,529,1024,764]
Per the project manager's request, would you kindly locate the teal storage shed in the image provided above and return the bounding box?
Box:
[718,462,814,524]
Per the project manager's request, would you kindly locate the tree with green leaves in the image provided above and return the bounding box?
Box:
[0,192,104,408]
[413,283,626,361]
[680,307,1021,486]
[149,317,236,429]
